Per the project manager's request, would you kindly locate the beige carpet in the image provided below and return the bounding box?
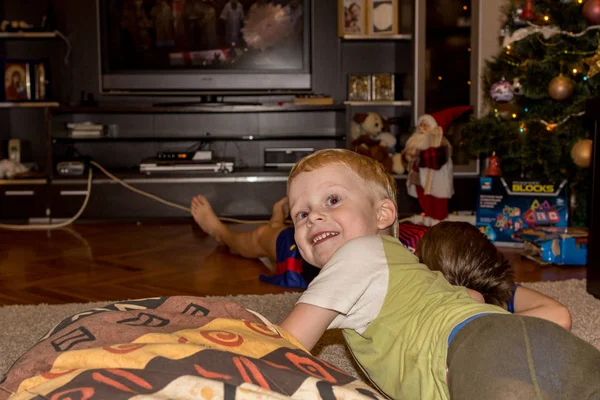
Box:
[1,279,599,379]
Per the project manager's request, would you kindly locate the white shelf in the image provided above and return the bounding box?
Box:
[0,102,59,108]
[0,31,57,39]
[344,100,412,107]
[342,34,412,41]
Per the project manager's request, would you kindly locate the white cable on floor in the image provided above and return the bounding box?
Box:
[0,168,92,231]
[0,160,271,231]
[89,161,271,225]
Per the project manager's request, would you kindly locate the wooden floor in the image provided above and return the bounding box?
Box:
[0,220,587,306]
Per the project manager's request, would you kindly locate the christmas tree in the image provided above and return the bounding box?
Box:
[462,0,600,225]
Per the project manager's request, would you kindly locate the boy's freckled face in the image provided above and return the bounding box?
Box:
[288,164,381,268]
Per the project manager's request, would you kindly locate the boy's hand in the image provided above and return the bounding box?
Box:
[280,303,339,351]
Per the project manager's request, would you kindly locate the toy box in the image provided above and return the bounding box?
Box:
[516,227,588,266]
[476,178,568,247]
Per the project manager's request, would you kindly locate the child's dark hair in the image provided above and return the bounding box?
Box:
[416,221,514,307]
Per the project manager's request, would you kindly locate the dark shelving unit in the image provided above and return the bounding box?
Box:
[53,104,346,115]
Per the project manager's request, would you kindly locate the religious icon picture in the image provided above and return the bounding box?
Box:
[367,0,398,35]
[338,0,367,36]
[3,61,31,101]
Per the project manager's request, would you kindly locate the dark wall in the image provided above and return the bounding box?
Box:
[2,1,354,169]
[1,0,479,218]
[49,0,344,105]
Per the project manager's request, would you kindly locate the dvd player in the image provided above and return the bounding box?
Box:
[156,150,212,161]
[140,158,234,173]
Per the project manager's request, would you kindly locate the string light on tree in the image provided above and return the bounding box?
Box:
[519,123,527,133]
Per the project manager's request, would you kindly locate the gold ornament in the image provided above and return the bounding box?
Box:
[583,46,600,78]
[571,139,593,168]
[548,74,574,101]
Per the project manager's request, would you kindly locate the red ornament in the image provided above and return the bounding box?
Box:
[520,0,536,21]
[484,152,502,177]
[583,0,600,26]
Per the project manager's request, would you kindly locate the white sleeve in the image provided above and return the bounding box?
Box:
[296,236,390,334]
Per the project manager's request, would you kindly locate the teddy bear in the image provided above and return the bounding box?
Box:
[350,112,397,150]
[350,112,407,174]
[351,133,395,172]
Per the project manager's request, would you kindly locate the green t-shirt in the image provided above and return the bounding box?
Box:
[298,235,509,399]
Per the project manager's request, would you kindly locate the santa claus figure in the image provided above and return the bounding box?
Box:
[395,106,472,224]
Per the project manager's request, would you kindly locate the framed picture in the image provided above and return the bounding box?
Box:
[3,61,31,101]
[371,73,395,101]
[33,60,49,101]
[348,74,371,101]
[367,0,399,36]
[338,0,367,36]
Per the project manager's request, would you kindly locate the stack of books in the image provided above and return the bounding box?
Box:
[67,122,104,138]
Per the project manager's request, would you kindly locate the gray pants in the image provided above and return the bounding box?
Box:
[447,314,600,400]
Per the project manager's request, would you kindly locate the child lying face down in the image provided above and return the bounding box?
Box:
[279,148,599,400]
[417,221,572,330]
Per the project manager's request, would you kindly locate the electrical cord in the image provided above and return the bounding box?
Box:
[0,167,93,231]
[0,160,271,231]
[54,30,72,65]
[89,161,270,224]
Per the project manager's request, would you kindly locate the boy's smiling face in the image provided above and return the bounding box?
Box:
[288,164,385,268]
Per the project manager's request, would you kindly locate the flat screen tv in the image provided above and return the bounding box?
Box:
[97,0,311,95]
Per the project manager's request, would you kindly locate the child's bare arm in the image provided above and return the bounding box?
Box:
[280,303,339,351]
[513,286,572,331]
[466,288,485,303]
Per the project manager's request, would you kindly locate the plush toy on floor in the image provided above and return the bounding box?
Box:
[395,105,473,225]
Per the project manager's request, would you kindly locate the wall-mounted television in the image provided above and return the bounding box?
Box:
[97,0,311,95]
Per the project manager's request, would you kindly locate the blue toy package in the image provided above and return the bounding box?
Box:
[476,178,568,247]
